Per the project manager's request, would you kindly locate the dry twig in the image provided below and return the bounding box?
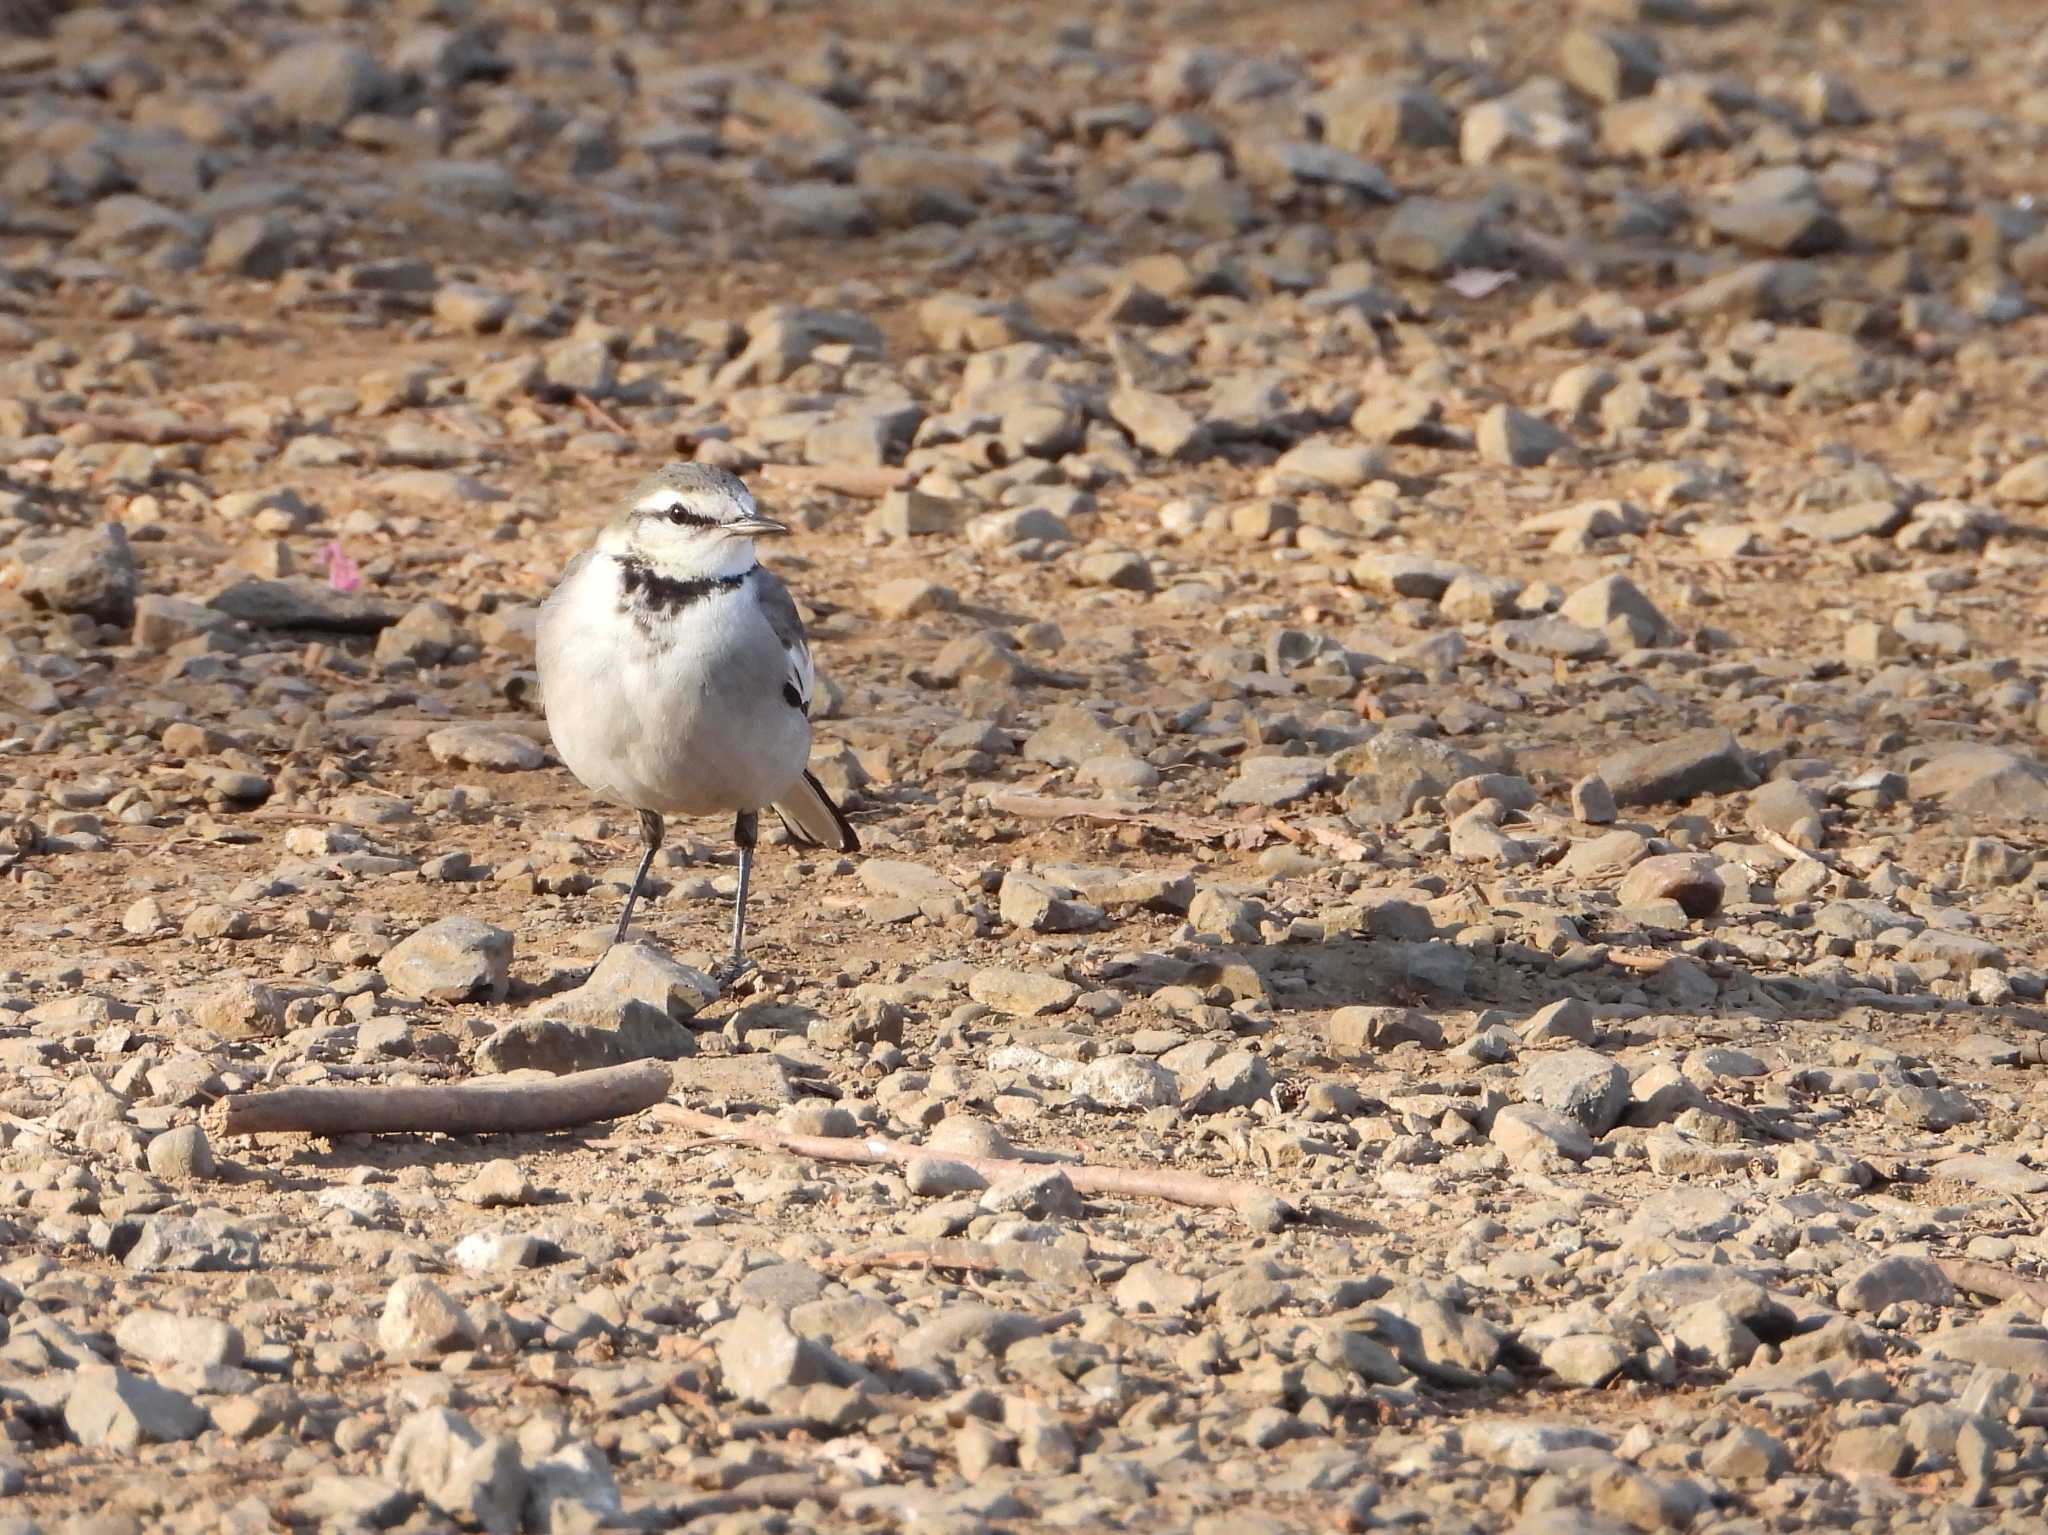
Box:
[575,393,632,435]
[655,1104,1286,1218]
[819,1244,1005,1275]
[1937,1258,2048,1311]
[980,788,1232,843]
[38,409,238,444]
[755,463,909,499]
[219,1062,672,1138]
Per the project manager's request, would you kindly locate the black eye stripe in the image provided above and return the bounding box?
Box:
[658,506,716,528]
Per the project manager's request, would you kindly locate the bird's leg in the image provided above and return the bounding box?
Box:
[720,810,759,987]
[613,809,664,946]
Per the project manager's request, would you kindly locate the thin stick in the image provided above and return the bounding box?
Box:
[1937,1259,2048,1311]
[655,1104,1285,1217]
[38,409,238,444]
[1759,828,1832,866]
[980,788,1232,843]
[575,393,632,436]
[819,1244,1005,1275]
[755,464,909,499]
[218,1062,673,1138]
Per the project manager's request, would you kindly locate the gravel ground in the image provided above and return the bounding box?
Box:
[3,0,2048,1531]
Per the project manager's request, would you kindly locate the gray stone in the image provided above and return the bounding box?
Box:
[1491,1103,1595,1162]
[1911,745,2048,819]
[1108,388,1205,460]
[526,1442,622,1534]
[1837,1255,1956,1314]
[114,1310,243,1373]
[1187,888,1267,943]
[1825,1425,1911,1478]
[145,1125,215,1182]
[386,1408,527,1535]
[969,968,1078,1017]
[424,724,544,772]
[1477,405,1567,468]
[1558,574,1674,648]
[256,40,395,129]
[1703,1425,1790,1480]
[1616,854,1725,918]
[64,1366,205,1449]
[17,523,137,624]
[380,916,512,1003]
[379,1274,476,1357]
[1599,729,1756,806]
[1375,198,1499,276]
[1749,779,1828,849]
[1542,1334,1633,1387]
[1519,1050,1630,1134]
[125,1214,261,1273]
[1220,755,1330,808]
[1327,1006,1443,1053]
[208,577,402,633]
[719,1308,836,1405]
[1073,1056,1179,1109]
[551,941,717,1022]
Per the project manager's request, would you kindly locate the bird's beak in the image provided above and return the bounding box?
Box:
[728,514,789,538]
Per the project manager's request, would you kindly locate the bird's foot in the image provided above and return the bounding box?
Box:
[712,954,758,993]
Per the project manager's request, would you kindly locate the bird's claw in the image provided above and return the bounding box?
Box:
[713,955,757,993]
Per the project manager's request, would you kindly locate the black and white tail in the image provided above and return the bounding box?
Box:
[772,770,859,852]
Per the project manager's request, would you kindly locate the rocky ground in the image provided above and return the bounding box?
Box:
[3,0,2048,1530]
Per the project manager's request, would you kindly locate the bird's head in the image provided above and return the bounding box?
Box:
[605,462,788,577]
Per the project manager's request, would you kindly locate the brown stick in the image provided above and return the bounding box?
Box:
[980,788,1232,843]
[655,1104,1285,1217]
[819,1244,1004,1275]
[754,463,909,499]
[1938,1259,2048,1311]
[219,1062,673,1138]
[39,409,238,444]
[575,393,632,436]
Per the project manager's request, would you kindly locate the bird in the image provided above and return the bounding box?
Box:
[536,462,859,981]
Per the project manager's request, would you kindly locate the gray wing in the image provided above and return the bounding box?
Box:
[752,567,816,717]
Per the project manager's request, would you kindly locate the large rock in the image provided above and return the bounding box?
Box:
[1376,198,1500,276]
[379,1275,477,1357]
[425,724,543,772]
[208,577,403,633]
[385,1408,527,1535]
[1910,745,2048,819]
[1616,854,1725,918]
[17,523,138,624]
[1599,729,1757,807]
[1836,1255,1956,1315]
[1519,1049,1630,1135]
[255,40,395,129]
[544,941,716,1024]
[717,1307,838,1406]
[1559,574,1675,648]
[380,916,513,1003]
[124,1213,261,1273]
[969,968,1079,1017]
[64,1366,206,1449]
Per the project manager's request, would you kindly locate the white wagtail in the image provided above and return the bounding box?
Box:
[536,462,859,979]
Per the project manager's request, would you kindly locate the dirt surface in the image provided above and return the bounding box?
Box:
[4,1,2048,1532]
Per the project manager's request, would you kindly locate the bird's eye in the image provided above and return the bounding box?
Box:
[666,507,689,526]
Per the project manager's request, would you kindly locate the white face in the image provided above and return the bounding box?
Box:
[617,484,768,576]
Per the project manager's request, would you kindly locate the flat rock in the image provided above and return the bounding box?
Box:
[208,578,403,633]
[380,916,512,1003]
[1599,729,1757,807]
[425,724,544,772]
[64,1367,206,1449]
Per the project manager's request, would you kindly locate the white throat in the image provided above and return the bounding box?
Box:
[682,537,758,579]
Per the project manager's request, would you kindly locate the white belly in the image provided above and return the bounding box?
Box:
[537,558,811,819]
